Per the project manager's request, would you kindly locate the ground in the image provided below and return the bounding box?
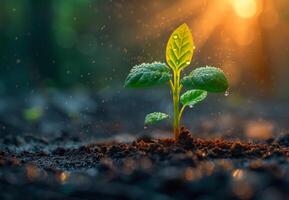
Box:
[0,89,289,200]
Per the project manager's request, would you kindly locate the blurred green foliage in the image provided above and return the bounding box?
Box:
[0,0,138,94]
[23,106,43,122]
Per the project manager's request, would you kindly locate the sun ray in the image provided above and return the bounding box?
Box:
[189,0,231,49]
[130,0,287,95]
[135,0,205,41]
[231,0,258,19]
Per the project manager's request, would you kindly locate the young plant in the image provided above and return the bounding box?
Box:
[124,23,228,140]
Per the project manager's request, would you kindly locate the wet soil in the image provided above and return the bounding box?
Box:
[1,90,289,200]
[1,127,289,200]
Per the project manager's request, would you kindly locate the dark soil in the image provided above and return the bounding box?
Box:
[1,90,289,200]
[1,127,289,200]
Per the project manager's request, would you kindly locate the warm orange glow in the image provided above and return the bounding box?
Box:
[57,171,70,183]
[245,121,274,140]
[134,0,285,91]
[232,0,257,19]
[232,169,244,179]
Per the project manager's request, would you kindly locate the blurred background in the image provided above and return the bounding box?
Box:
[1,0,289,97]
[0,0,289,143]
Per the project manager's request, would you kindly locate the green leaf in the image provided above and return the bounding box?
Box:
[166,23,195,70]
[181,66,228,92]
[144,112,169,125]
[124,62,171,88]
[180,89,207,106]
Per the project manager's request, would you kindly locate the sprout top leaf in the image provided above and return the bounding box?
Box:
[166,23,194,70]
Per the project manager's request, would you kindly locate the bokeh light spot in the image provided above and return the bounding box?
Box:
[232,0,257,19]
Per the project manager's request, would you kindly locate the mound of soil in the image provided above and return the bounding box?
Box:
[1,127,289,200]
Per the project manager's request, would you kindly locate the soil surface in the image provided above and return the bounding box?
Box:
[1,127,289,200]
[1,90,289,200]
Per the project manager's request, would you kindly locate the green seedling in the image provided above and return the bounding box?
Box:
[124,23,228,140]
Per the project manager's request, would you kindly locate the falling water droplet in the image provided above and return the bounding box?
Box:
[224,90,230,97]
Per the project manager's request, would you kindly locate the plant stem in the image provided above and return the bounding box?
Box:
[172,69,181,140]
[179,105,186,122]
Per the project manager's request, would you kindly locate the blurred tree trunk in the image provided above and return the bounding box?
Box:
[27,0,59,86]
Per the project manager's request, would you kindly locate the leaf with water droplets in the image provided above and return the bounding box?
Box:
[124,62,171,88]
[166,23,194,70]
[180,89,207,106]
[181,66,228,92]
[144,112,169,125]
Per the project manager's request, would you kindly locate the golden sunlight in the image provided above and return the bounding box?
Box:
[232,0,257,19]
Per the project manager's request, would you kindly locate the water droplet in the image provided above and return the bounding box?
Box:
[224,90,230,97]
[100,25,106,30]
[173,35,178,39]
[189,105,194,108]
